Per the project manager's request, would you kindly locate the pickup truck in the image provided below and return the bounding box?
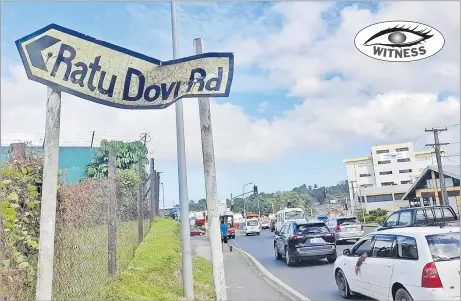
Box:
[376,205,459,231]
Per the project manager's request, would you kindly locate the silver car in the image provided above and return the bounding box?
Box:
[326,217,364,243]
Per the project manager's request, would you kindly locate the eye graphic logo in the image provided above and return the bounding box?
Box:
[355,21,445,62]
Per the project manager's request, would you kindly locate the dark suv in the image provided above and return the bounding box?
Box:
[274,220,337,266]
[377,205,459,231]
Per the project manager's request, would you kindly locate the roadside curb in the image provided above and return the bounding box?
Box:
[233,246,310,301]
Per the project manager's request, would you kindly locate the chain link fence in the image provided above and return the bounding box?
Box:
[1,143,158,301]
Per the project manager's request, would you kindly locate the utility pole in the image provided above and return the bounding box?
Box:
[107,148,117,277]
[425,127,449,206]
[137,160,144,243]
[171,1,194,299]
[149,159,156,222]
[194,38,227,301]
[35,87,61,301]
[242,182,253,221]
[161,182,165,214]
[90,131,95,148]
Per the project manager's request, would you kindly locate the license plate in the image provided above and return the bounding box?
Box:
[309,238,324,244]
[347,228,355,232]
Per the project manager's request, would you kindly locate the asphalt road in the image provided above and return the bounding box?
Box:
[232,230,373,301]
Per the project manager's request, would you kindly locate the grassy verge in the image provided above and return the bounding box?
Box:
[103,218,215,300]
[53,220,150,300]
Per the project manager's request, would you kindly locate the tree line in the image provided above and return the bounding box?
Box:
[189,180,350,216]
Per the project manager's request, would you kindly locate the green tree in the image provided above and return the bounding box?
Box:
[84,140,148,179]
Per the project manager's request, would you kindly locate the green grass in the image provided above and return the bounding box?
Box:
[52,220,151,300]
[102,218,215,301]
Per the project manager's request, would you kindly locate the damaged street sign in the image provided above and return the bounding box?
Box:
[15,24,234,109]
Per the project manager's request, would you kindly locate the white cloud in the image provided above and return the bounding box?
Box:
[257,101,268,113]
[2,1,460,167]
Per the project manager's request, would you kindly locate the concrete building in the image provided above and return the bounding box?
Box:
[1,146,98,183]
[402,165,460,216]
[344,142,438,212]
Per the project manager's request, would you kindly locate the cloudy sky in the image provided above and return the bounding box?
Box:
[1,1,460,206]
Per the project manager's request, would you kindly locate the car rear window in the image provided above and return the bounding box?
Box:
[247,220,258,226]
[285,211,304,220]
[426,232,460,261]
[338,218,359,225]
[296,223,330,234]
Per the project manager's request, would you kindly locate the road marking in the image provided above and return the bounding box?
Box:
[234,246,311,301]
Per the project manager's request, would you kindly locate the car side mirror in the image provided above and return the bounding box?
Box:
[379,221,385,226]
[343,249,351,256]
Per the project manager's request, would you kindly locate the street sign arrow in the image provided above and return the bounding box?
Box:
[25,35,61,72]
[16,24,234,110]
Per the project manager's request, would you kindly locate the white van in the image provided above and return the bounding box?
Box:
[274,207,305,234]
[245,219,261,236]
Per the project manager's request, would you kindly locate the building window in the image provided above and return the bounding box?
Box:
[359,173,372,177]
[366,194,393,202]
[399,169,412,174]
[394,193,405,200]
[416,155,431,161]
[376,149,389,154]
[378,160,391,164]
[361,184,373,188]
[379,171,393,175]
[401,180,412,185]
[396,147,409,152]
[381,182,395,186]
[397,158,411,163]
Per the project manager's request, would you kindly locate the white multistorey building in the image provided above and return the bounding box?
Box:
[344,142,438,212]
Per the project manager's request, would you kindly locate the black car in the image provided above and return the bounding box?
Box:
[377,205,459,231]
[274,220,337,266]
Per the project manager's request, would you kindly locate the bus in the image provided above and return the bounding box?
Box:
[274,207,305,233]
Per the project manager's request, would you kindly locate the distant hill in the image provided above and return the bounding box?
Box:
[189,180,350,216]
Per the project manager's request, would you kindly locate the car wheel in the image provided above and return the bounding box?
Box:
[274,244,281,260]
[327,253,337,263]
[395,288,413,301]
[285,248,295,266]
[335,269,351,299]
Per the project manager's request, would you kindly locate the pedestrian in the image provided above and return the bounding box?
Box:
[220,220,233,252]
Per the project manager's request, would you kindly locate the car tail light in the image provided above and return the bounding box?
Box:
[336,224,341,232]
[290,234,303,239]
[361,223,364,231]
[421,262,443,288]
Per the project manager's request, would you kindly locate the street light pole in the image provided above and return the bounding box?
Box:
[242,182,253,221]
[170,0,194,299]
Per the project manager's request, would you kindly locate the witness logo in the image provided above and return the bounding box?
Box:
[354,21,445,62]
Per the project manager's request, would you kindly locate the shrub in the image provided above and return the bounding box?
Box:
[1,155,44,300]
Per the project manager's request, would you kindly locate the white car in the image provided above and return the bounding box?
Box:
[245,219,261,236]
[334,226,460,301]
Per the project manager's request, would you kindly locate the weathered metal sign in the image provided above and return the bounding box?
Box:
[15,24,234,109]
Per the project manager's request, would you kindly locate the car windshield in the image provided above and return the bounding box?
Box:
[296,224,330,234]
[285,211,304,220]
[426,232,460,261]
[338,218,359,225]
[247,220,258,226]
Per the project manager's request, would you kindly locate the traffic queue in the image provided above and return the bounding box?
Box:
[267,205,460,301]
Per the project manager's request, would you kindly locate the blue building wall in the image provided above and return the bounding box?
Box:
[1,146,99,183]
